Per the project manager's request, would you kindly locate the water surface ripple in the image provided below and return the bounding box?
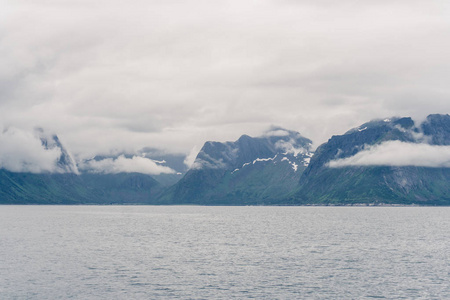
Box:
[1,206,449,299]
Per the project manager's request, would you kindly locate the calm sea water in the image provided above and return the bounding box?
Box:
[1,206,449,299]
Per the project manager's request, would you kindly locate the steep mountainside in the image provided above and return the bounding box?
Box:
[161,128,313,204]
[0,170,88,204]
[0,170,164,204]
[293,114,450,205]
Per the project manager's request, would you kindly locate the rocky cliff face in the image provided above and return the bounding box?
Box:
[162,127,313,204]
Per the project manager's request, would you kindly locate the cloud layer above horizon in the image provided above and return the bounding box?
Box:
[1,0,450,159]
[79,155,176,175]
[328,141,450,168]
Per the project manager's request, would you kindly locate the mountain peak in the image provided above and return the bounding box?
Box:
[164,128,315,204]
[344,116,415,136]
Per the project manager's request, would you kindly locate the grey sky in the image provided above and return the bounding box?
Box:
[2,0,450,161]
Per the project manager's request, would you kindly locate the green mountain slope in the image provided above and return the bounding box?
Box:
[0,170,163,204]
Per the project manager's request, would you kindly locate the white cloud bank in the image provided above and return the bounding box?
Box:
[0,127,63,173]
[328,141,450,168]
[80,155,176,175]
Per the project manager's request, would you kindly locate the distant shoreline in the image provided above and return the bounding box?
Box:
[1,203,448,207]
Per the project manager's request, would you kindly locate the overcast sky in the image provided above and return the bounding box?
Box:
[2,0,450,160]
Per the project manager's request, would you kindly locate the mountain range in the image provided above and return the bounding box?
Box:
[293,114,450,205]
[1,114,449,205]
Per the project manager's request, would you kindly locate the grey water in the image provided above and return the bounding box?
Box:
[1,206,449,299]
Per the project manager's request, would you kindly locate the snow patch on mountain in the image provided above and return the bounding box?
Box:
[152,159,167,164]
[253,155,277,164]
[281,156,300,171]
[303,157,311,166]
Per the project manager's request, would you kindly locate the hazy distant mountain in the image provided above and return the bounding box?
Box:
[131,148,188,186]
[160,127,313,204]
[292,114,450,205]
[78,149,187,186]
[78,172,163,204]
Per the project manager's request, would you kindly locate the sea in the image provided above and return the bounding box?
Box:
[1,205,449,299]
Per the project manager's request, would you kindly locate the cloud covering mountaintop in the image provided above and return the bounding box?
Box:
[1,0,450,159]
[328,141,450,168]
[327,114,450,168]
[0,127,71,173]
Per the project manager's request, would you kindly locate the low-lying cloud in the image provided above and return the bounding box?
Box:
[184,146,200,169]
[328,141,450,168]
[80,155,176,175]
[190,155,227,170]
[275,140,311,157]
[0,127,63,173]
